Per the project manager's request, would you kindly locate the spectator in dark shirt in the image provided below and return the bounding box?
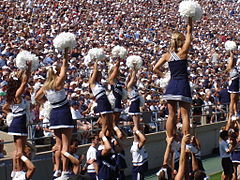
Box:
[192,93,204,125]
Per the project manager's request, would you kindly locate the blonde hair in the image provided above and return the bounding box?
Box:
[43,66,59,91]
[169,32,185,53]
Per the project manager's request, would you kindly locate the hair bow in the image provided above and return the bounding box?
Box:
[46,65,57,74]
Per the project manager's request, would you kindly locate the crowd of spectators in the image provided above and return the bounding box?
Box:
[0,0,239,145]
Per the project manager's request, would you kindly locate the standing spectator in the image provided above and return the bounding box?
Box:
[192,93,204,125]
[86,135,99,180]
[219,130,234,180]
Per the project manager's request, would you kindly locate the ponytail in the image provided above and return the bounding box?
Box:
[169,32,185,53]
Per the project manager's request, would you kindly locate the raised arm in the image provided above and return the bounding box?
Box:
[134,130,146,149]
[226,51,235,72]
[99,130,112,156]
[163,136,174,165]
[55,48,69,88]
[175,134,190,180]
[180,17,193,54]
[15,62,32,99]
[21,155,36,180]
[89,61,98,88]
[108,60,120,85]
[153,53,168,78]
[2,102,10,114]
[62,151,80,165]
[35,86,45,103]
[127,69,136,90]
[191,153,199,172]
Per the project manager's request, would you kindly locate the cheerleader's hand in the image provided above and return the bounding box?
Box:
[166,136,174,145]
[132,63,137,70]
[99,131,104,139]
[26,61,32,72]
[188,17,193,25]
[16,69,24,79]
[21,73,28,83]
[64,47,69,59]
[182,134,191,144]
[52,145,59,152]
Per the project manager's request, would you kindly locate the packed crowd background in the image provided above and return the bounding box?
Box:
[0,0,239,144]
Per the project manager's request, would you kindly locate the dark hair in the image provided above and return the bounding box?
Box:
[89,134,99,142]
[6,78,22,104]
[194,170,207,180]
[70,139,80,145]
[157,164,172,180]
[219,130,228,140]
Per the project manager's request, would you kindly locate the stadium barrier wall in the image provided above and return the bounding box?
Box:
[0,121,225,180]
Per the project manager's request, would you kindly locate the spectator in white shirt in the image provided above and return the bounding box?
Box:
[219,130,235,180]
[86,135,99,180]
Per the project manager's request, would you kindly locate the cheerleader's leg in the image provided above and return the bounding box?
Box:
[61,128,72,171]
[14,136,27,171]
[113,112,121,125]
[229,93,238,119]
[179,101,191,135]
[53,129,62,173]
[166,101,177,138]
[132,115,140,131]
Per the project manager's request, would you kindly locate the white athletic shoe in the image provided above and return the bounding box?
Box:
[61,171,72,178]
[53,170,61,178]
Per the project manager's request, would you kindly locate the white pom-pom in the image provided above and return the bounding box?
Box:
[126,55,143,70]
[225,41,237,51]
[6,113,13,126]
[43,101,52,119]
[53,32,76,51]
[88,48,106,60]
[160,71,171,90]
[111,46,127,59]
[15,50,39,72]
[179,0,203,21]
[84,55,92,66]
[107,92,116,109]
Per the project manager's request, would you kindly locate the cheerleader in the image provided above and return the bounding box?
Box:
[35,48,74,178]
[127,67,141,131]
[12,144,36,180]
[89,61,113,134]
[153,18,193,138]
[231,121,240,180]
[108,58,125,132]
[97,130,117,180]
[156,134,191,180]
[130,129,148,180]
[226,51,239,120]
[62,139,85,176]
[3,63,32,177]
[113,127,127,180]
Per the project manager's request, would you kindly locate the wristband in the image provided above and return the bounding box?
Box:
[102,136,108,142]
[21,155,28,162]
[63,152,71,158]
[113,126,119,131]
[135,130,140,135]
